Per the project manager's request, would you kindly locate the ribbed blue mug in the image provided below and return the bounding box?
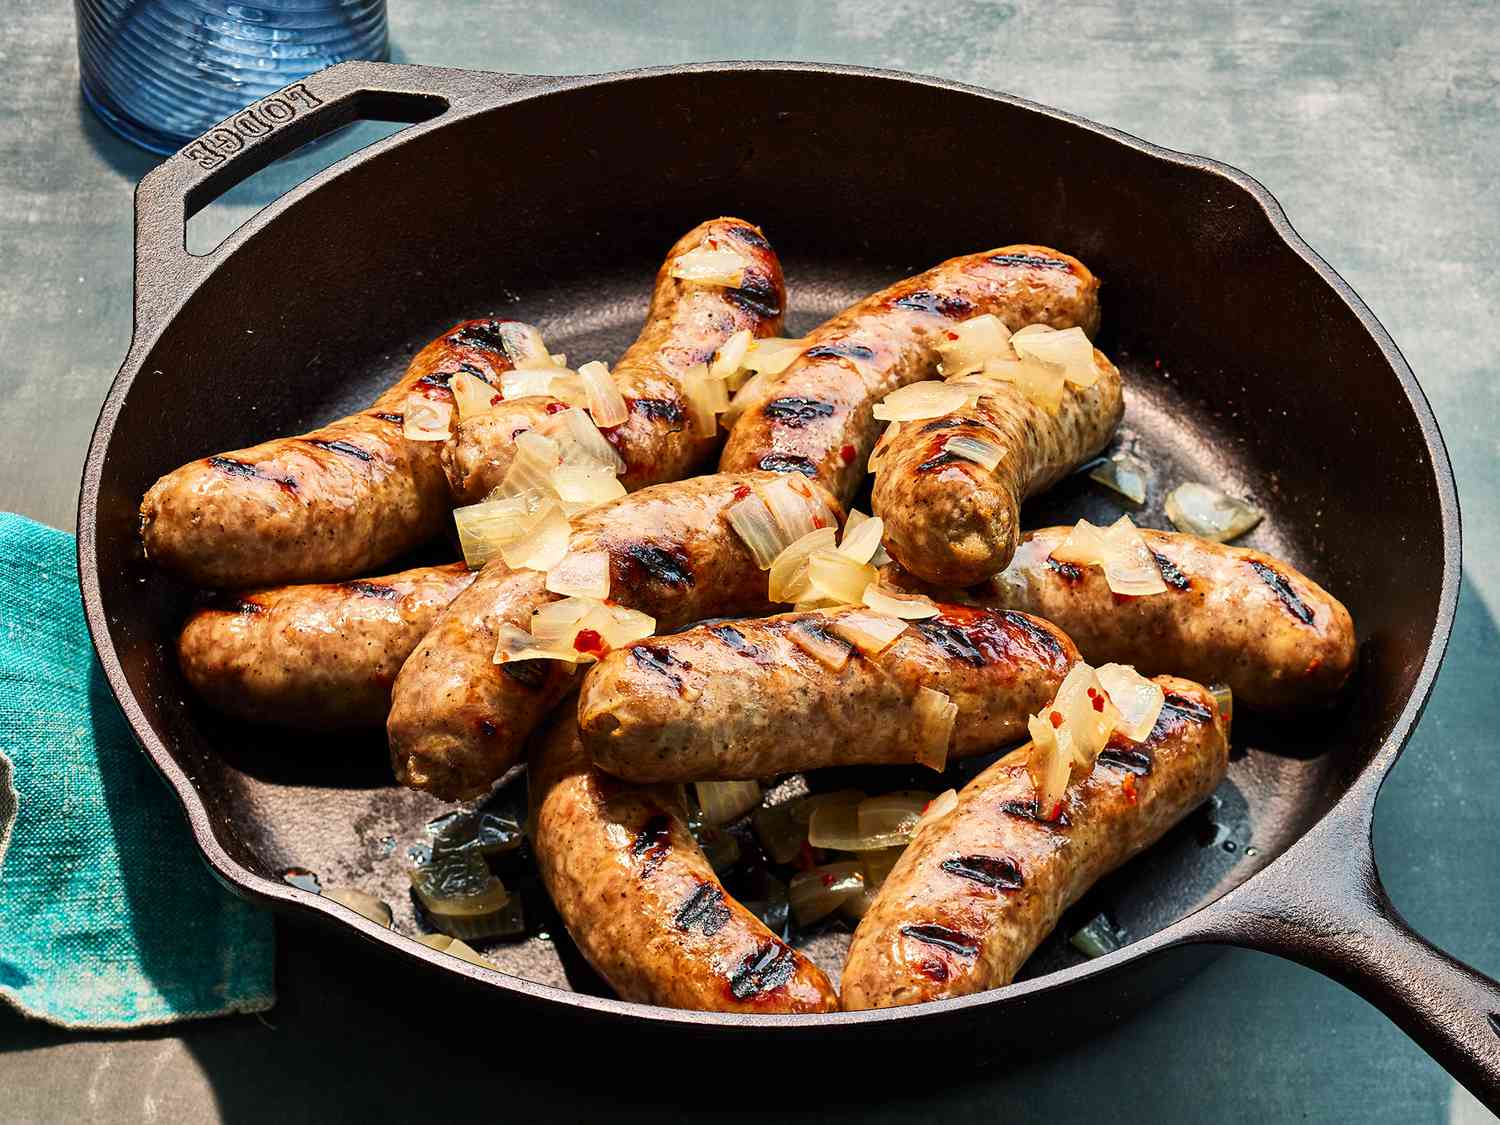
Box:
[76,0,389,154]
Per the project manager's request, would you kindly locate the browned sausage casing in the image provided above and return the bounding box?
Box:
[578,605,1078,783]
[841,675,1229,1010]
[889,526,1357,712]
[529,711,838,1013]
[177,562,476,729]
[442,218,785,505]
[720,245,1101,504]
[140,319,522,589]
[870,348,1124,585]
[388,472,842,800]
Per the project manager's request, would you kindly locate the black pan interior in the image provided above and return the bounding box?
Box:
[86,68,1448,999]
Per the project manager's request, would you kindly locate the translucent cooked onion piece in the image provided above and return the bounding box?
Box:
[451,371,500,420]
[859,845,906,888]
[593,603,656,650]
[1011,324,1099,387]
[768,527,837,603]
[550,353,568,368]
[542,407,626,473]
[551,463,625,515]
[1096,663,1165,742]
[1089,451,1151,505]
[1049,518,1113,566]
[695,780,762,827]
[494,429,563,505]
[727,491,786,569]
[668,245,750,286]
[862,585,940,620]
[493,620,585,665]
[402,394,453,441]
[806,799,865,851]
[982,357,1066,413]
[454,494,534,569]
[496,322,553,369]
[1070,913,1127,958]
[837,511,884,564]
[752,804,807,866]
[867,421,901,473]
[1165,481,1264,542]
[942,434,1003,472]
[497,502,571,573]
[408,850,513,940]
[828,610,907,657]
[1049,662,1122,769]
[757,474,824,543]
[1209,682,1234,732]
[680,363,730,438]
[856,791,934,849]
[545,549,611,600]
[789,863,865,925]
[710,328,753,381]
[500,368,559,400]
[788,619,853,671]
[914,788,958,835]
[873,380,970,423]
[1102,516,1168,596]
[529,596,595,645]
[578,360,629,428]
[547,371,591,409]
[321,887,393,927]
[1027,713,1071,820]
[743,337,804,376]
[429,809,524,857]
[808,550,877,606]
[935,313,1014,377]
[913,686,957,771]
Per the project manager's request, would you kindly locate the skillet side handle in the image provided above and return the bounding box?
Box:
[1195,801,1500,1110]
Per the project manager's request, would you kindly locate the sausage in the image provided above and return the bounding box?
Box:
[887,526,1356,712]
[720,245,1101,504]
[578,605,1078,783]
[442,218,786,504]
[529,709,838,1013]
[387,471,842,799]
[840,675,1229,1010]
[177,562,476,729]
[140,318,527,588]
[870,347,1124,585]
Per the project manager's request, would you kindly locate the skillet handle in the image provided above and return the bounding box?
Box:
[1191,791,1500,1109]
[129,60,560,338]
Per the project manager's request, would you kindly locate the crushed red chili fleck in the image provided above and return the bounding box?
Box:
[812,515,826,528]
[1092,695,1106,712]
[821,873,835,887]
[946,331,959,340]
[573,629,605,656]
[1306,657,1322,673]
[1047,800,1065,821]
[1122,774,1138,804]
[544,401,567,414]
[732,484,752,501]
[1049,711,1063,729]
[490,393,503,405]
[840,444,856,464]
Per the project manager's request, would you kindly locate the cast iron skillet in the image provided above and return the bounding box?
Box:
[77,61,1496,1102]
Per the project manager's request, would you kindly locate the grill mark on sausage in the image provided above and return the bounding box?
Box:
[417,370,456,389]
[341,580,400,600]
[1000,798,1070,827]
[450,321,510,354]
[1162,692,1214,724]
[891,290,974,318]
[631,644,691,693]
[727,942,797,1000]
[709,623,769,663]
[913,617,999,667]
[499,660,549,689]
[673,882,731,936]
[208,456,298,494]
[999,610,1069,663]
[370,411,404,425]
[803,342,877,364]
[919,416,967,434]
[631,814,672,877]
[725,274,782,320]
[1249,560,1315,625]
[618,543,695,589]
[630,397,685,423]
[727,225,770,250]
[940,854,1025,890]
[302,438,375,462]
[1045,556,1084,583]
[916,450,964,473]
[763,397,836,426]
[900,923,980,958]
[989,252,1071,270]
[1097,747,1154,775]
[756,452,819,477]
[1152,550,1192,591]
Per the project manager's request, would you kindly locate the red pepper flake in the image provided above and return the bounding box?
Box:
[821,873,835,887]
[1154,358,1162,369]
[946,331,959,341]
[1049,711,1063,729]
[812,515,826,529]
[573,629,605,656]
[1305,657,1322,674]
[1047,800,1065,822]
[732,484,752,501]
[1122,774,1138,805]
[1086,687,1096,698]
[490,393,503,405]
[1092,695,1105,712]
[510,427,530,440]
[840,444,856,464]
[544,401,567,414]
[708,238,719,249]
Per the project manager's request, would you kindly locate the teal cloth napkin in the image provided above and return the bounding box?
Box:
[0,513,274,1028]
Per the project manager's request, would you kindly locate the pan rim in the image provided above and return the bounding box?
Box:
[76,59,1462,1029]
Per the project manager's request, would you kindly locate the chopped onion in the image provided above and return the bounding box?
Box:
[788,618,853,670]
[790,789,865,826]
[828,609,907,657]
[867,421,901,473]
[936,314,1015,377]
[913,686,957,771]
[856,791,933,849]
[493,620,585,665]
[542,407,625,473]
[789,863,864,925]
[942,434,1003,472]
[408,850,513,939]
[454,494,535,569]
[546,370,591,408]
[428,809,524,857]
[668,245,750,286]
[500,367,559,400]
[593,603,657,650]
[493,429,562,506]
[752,803,808,865]
[1165,482,1264,542]
[806,800,865,851]
[1027,712,1071,820]
[497,502,571,572]
[578,360,629,428]
[1050,518,1114,566]
[981,357,1066,413]
[808,550,877,606]
[1096,663,1165,742]
[1089,451,1151,505]
[859,846,906,888]
[695,780,762,827]
[873,380,970,423]
[680,363,729,438]
[743,337,804,376]
[862,585,941,620]
[402,394,453,441]
[550,352,568,368]
[1011,324,1099,387]
[1049,662,1122,769]
[496,321,553,369]
[529,596,595,646]
[551,462,625,514]
[727,491,786,569]
[838,511,885,564]
[1070,913,1127,958]
[545,549,611,599]
[1209,682,1234,732]
[450,371,499,420]
[914,788,958,835]
[1102,516,1168,596]
[710,328,753,381]
[321,887,393,927]
[768,527,837,603]
[758,475,823,543]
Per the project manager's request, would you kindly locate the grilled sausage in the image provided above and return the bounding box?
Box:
[387,471,842,799]
[529,710,838,1013]
[442,218,786,504]
[140,318,528,588]
[578,605,1078,783]
[887,526,1356,712]
[720,245,1100,504]
[870,347,1124,585]
[177,562,476,729]
[841,675,1228,1010]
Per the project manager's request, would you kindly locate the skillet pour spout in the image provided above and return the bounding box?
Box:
[77,58,1482,1102]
